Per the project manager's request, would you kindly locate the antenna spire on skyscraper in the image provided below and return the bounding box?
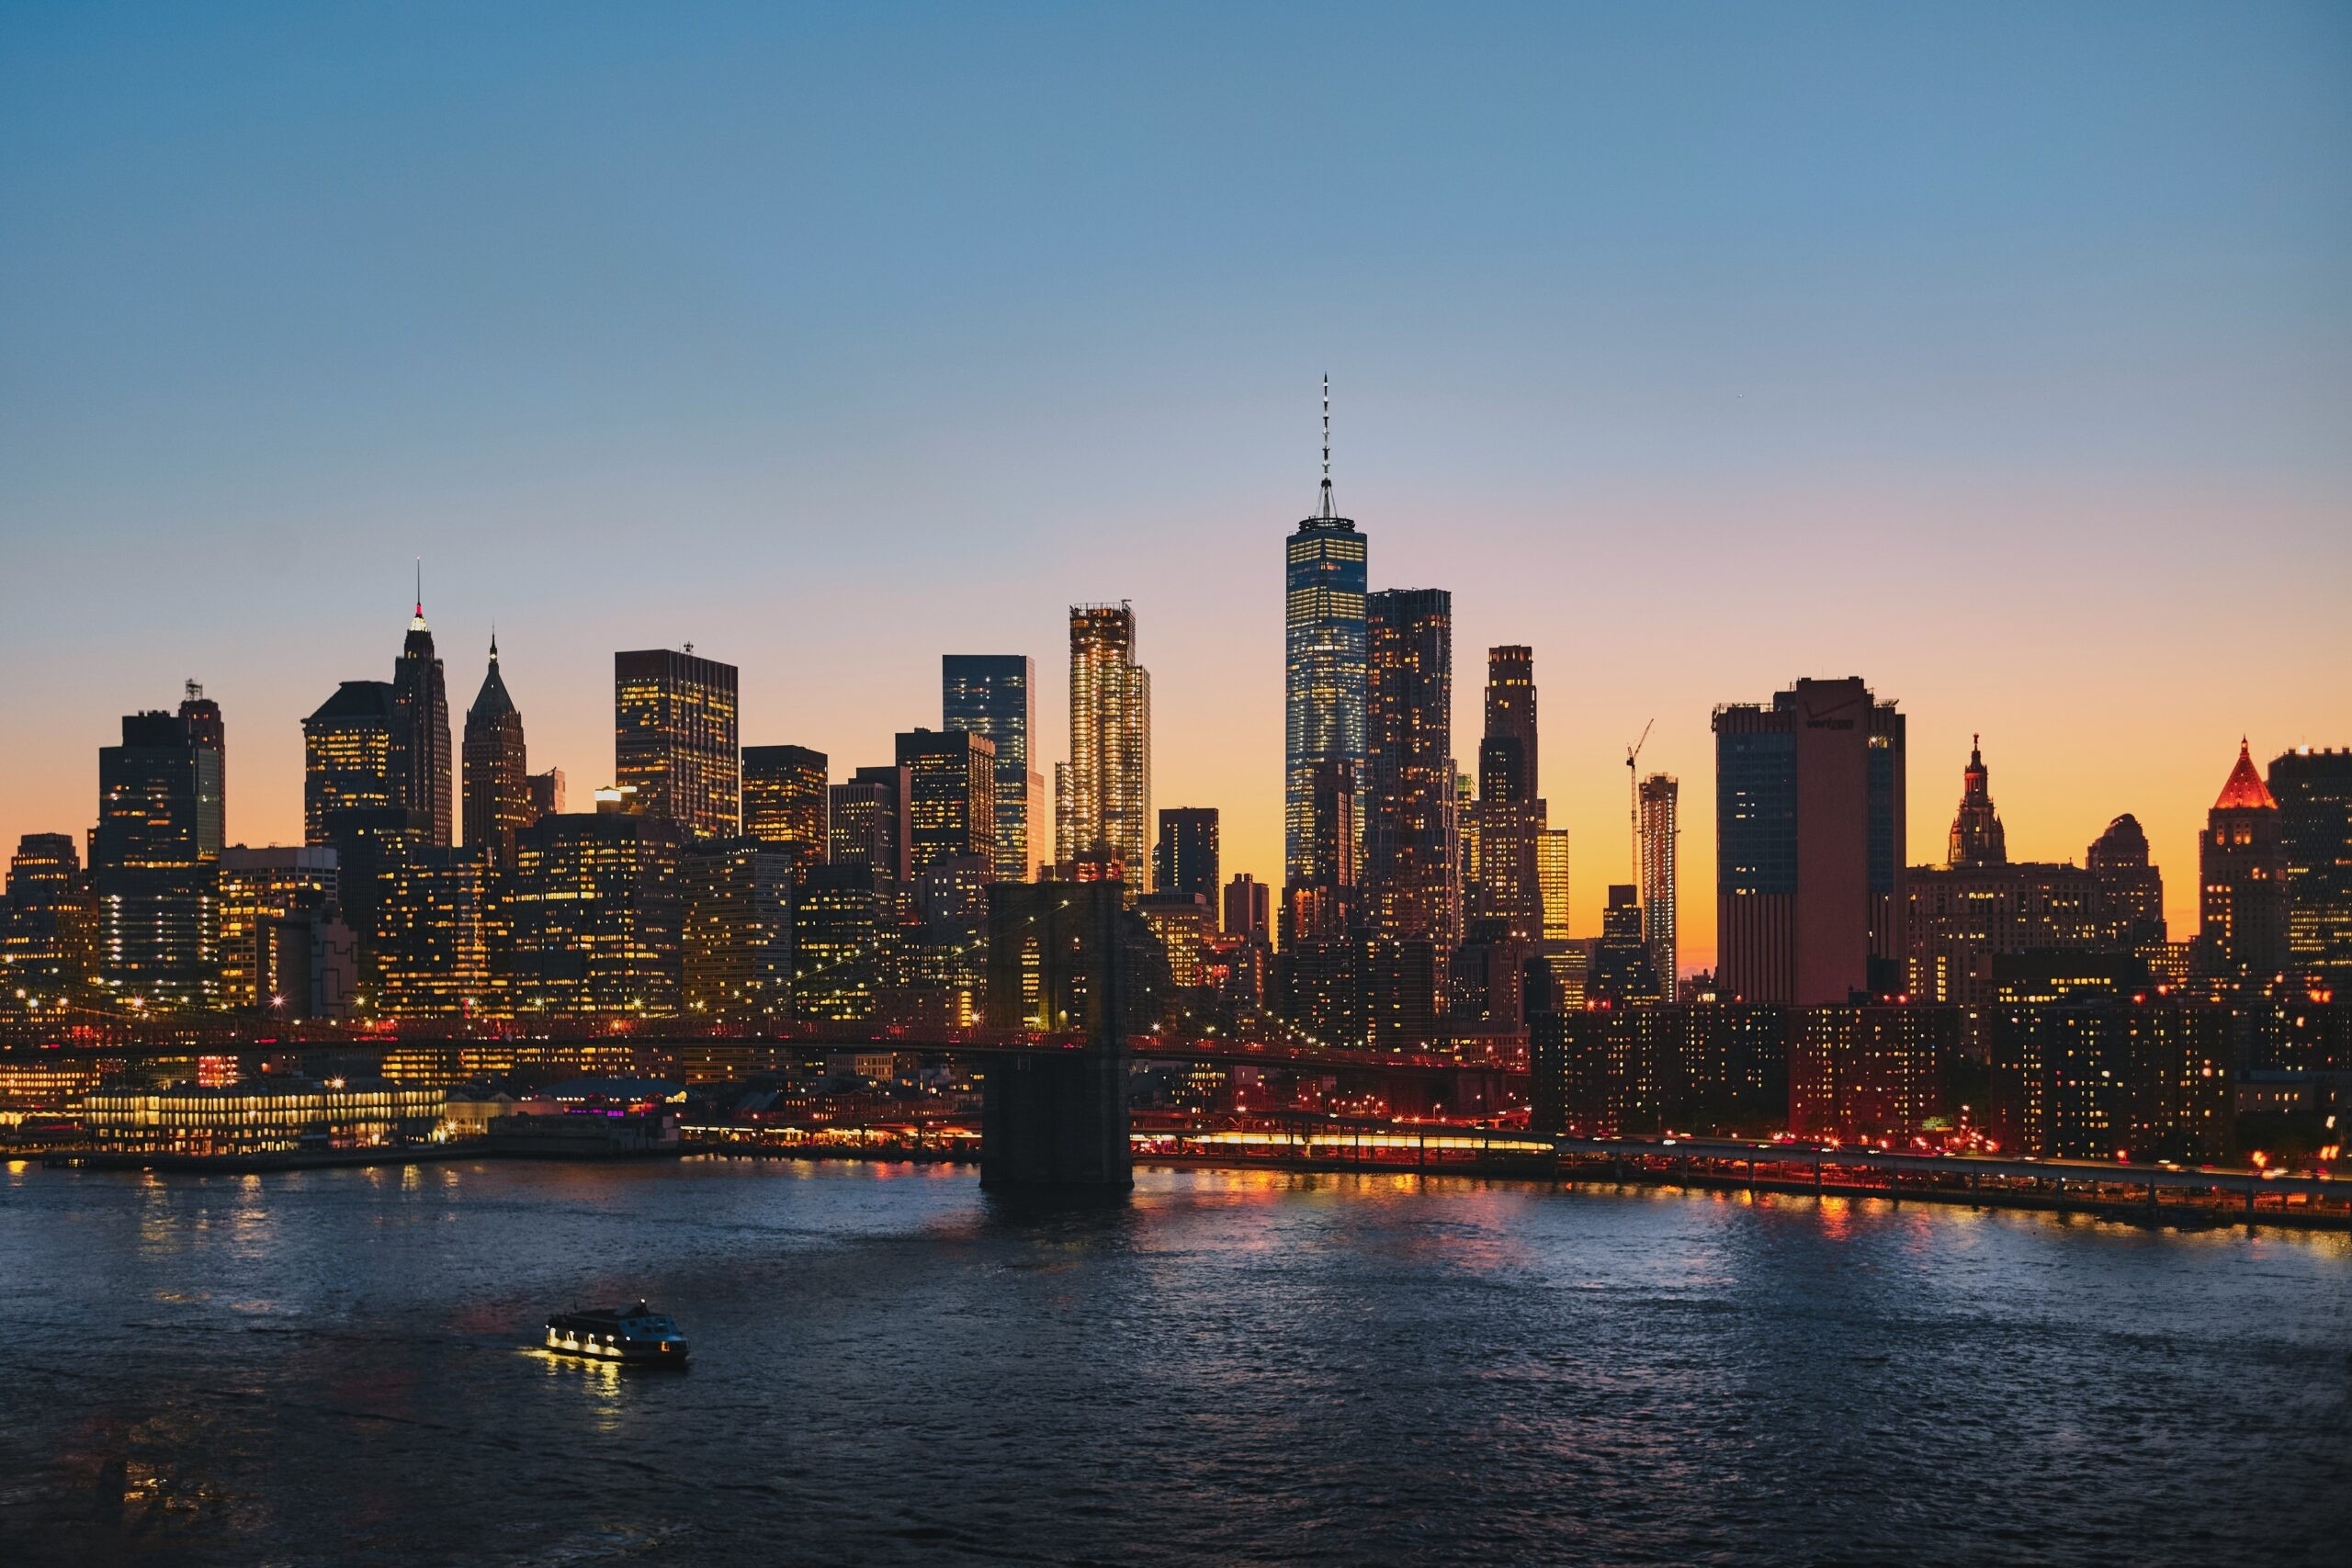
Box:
[1317,372,1336,520]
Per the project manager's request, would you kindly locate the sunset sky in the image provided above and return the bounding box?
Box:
[4,3,2347,972]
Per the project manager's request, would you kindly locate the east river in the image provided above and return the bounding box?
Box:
[1,1158,2346,1566]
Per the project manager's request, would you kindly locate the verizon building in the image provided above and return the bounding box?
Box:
[1713,678,1906,1005]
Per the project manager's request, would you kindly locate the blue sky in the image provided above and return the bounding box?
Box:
[4,2,2347,960]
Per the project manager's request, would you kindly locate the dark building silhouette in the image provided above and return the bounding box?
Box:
[1153,807,1219,901]
[1587,885,1660,1005]
[390,596,454,847]
[1364,588,1458,953]
[526,768,565,821]
[896,729,997,878]
[2268,747,2352,983]
[2086,813,2167,946]
[1905,740,2159,1046]
[616,648,740,839]
[462,636,530,866]
[2199,739,2288,979]
[741,744,829,871]
[944,654,1045,883]
[1713,677,1906,1005]
[93,705,224,1010]
[1223,873,1271,943]
[178,681,224,844]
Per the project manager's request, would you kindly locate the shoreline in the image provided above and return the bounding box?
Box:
[26,1140,2339,1234]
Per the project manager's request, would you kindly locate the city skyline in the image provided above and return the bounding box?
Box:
[5,6,2348,973]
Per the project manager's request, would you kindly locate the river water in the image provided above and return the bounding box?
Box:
[1,1157,2346,1565]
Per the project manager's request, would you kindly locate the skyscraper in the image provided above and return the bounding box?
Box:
[5,833,96,997]
[1223,873,1271,942]
[944,654,1045,883]
[1538,828,1573,946]
[1059,604,1150,876]
[1638,773,1679,998]
[615,648,740,839]
[1713,677,1906,1005]
[505,806,686,1016]
[462,635,530,866]
[1947,736,2006,867]
[390,593,453,847]
[741,744,829,870]
[178,681,224,844]
[830,764,911,886]
[1472,646,1544,941]
[1153,807,1219,901]
[2267,747,2352,983]
[897,729,998,877]
[303,681,399,845]
[1363,588,1458,949]
[2199,739,2287,978]
[93,705,225,1009]
[1284,378,1367,890]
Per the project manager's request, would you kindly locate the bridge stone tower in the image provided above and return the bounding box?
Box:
[981,881,1133,1190]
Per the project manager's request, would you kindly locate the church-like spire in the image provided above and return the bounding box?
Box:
[1948,733,2007,867]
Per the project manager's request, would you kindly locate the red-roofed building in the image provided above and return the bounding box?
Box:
[2200,739,2288,981]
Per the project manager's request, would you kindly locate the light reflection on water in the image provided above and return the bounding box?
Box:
[0,1158,2346,1565]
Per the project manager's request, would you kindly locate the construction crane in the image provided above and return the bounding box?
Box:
[1626,718,1655,889]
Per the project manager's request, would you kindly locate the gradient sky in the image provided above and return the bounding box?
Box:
[4,2,2348,972]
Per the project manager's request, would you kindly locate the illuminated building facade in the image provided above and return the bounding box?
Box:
[1713,677,1906,1005]
[505,808,686,1016]
[896,729,998,877]
[683,841,795,1018]
[461,636,531,867]
[1059,604,1150,874]
[944,654,1045,882]
[1470,647,1544,942]
[5,833,96,997]
[303,681,398,844]
[1364,588,1458,951]
[94,705,224,1010]
[1538,828,1572,946]
[391,596,454,847]
[615,648,741,840]
[1989,999,2233,1161]
[2199,739,2288,979]
[1530,1003,1789,1137]
[373,848,492,1016]
[2267,747,2352,982]
[830,764,910,886]
[1136,891,1215,987]
[1153,808,1219,901]
[1789,1004,1959,1142]
[741,744,829,870]
[1284,387,1367,890]
[81,1078,447,1155]
[792,863,887,1021]
[527,768,566,821]
[213,846,338,1012]
[1638,773,1678,998]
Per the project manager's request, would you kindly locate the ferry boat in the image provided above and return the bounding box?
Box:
[544,1301,691,1366]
